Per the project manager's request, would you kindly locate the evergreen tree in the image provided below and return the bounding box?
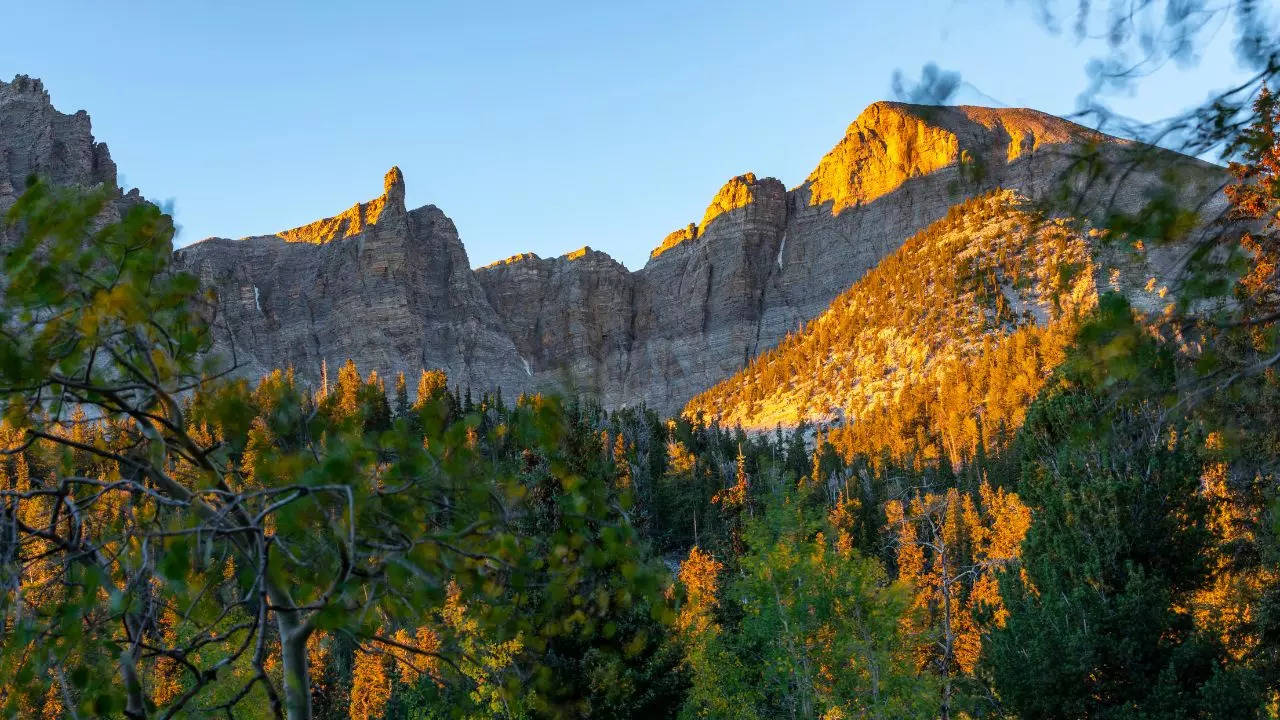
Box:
[394,370,409,418]
[985,386,1266,719]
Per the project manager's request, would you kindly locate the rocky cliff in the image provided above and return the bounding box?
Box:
[474,102,1219,414]
[0,75,144,242]
[0,76,1222,415]
[172,168,530,393]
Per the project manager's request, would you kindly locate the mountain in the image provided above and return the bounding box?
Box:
[686,189,1096,463]
[0,75,1222,416]
[683,113,1226,457]
[172,167,531,392]
[0,75,146,243]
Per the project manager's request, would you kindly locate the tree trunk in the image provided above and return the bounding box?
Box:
[120,640,147,719]
[276,608,313,720]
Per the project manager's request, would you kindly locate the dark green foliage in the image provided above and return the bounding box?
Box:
[986,385,1264,719]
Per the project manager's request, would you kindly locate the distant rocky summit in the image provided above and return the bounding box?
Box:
[0,75,145,244]
[0,75,1222,415]
[172,167,531,394]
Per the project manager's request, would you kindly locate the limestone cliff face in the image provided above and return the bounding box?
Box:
[1,77,1222,415]
[475,248,634,401]
[173,168,529,394]
[0,75,142,242]
[804,102,1115,214]
[625,174,789,411]
[472,173,788,411]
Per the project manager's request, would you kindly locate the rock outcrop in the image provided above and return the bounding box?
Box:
[1,77,1224,415]
[173,168,529,393]
[0,75,143,242]
[475,247,635,401]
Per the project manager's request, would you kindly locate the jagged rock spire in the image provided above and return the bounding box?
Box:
[383,165,405,210]
[275,166,408,244]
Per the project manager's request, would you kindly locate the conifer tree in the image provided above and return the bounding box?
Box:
[986,387,1265,719]
[394,370,409,417]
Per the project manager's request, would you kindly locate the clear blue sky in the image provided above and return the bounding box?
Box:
[0,1,1254,269]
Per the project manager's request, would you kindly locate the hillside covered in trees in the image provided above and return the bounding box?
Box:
[686,189,1117,465]
[4,7,1280,715]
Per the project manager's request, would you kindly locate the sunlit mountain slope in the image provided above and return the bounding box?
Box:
[684,190,1102,464]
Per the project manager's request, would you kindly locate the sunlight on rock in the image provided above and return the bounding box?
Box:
[276,166,405,244]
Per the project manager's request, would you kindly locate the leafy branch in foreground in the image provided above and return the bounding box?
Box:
[0,178,666,720]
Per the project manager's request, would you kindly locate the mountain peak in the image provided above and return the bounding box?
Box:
[805,101,1117,215]
[276,166,407,245]
[701,172,760,229]
[650,172,781,260]
[479,252,541,270]
[0,74,123,222]
[852,101,1107,146]
[383,165,405,205]
[2,74,50,102]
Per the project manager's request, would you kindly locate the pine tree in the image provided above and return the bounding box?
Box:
[335,358,361,418]
[349,648,391,720]
[986,388,1265,719]
[393,371,409,417]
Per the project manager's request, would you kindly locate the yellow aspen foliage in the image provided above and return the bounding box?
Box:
[413,369,448,408]
[349,648,392,720]
[712,445,749,509]
[392,626,441,686]
[884,499,924,581]
[667,438,695,475]
[308,632,330,695]
[151,607,183,706]
[677,546,723,635]
[441,581,523,714]
[613,433,631,490]
[886,481,1030,679]
[970,480,1032,627]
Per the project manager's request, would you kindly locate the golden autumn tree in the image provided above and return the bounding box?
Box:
[439,581,526,718]
[676,546,723,637]
[336,358,362,417]
[884,479,1029,719]
[413,369,449,409]
[349,649,392,720]
[390,626,441,687]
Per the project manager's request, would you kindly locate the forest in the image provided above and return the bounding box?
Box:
[5,9,1280,719]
